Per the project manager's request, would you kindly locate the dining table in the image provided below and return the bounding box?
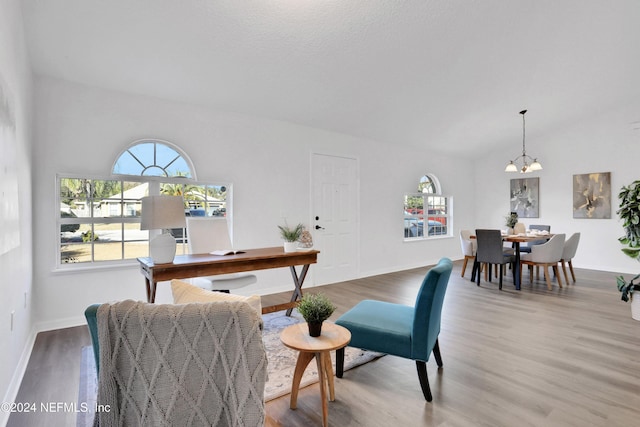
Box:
[471,232,552,290]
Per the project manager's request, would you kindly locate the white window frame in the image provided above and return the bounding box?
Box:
[404,174,452,241]
[56,139,231,270]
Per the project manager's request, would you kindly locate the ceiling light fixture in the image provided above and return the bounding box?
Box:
[505,109,542,173]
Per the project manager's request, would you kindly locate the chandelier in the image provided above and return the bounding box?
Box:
[505,109,542,173]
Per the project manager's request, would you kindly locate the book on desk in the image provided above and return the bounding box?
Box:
[210,250,246,256]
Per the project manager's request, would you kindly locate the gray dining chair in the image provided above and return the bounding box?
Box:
[519,224,551,253]
[473,229,516,290]
[520,234,566,290]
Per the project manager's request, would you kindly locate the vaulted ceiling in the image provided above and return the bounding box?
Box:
[21,0,640,157]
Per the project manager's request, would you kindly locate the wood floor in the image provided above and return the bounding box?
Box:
[8,260,640,427]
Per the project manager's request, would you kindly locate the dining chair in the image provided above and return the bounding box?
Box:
[520,234,566,290]
[334,258,453,401]
[513,222,526,234]
[560,232,580,283]
[186,217,257,292]
[519,224,551,253]
[474,229,516,290]
[459,230,477,278]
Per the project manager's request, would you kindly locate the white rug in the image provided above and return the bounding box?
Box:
[261,310,384,401]
[78,310,384,424]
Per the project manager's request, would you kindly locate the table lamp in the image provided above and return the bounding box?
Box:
[140,195,186,264]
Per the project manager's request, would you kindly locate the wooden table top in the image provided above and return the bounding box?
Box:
[280,322,351,353]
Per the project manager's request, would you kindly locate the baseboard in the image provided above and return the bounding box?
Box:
[33,315,88,334]
[1,327,38,427]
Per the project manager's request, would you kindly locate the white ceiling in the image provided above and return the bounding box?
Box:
[20,0,640,157]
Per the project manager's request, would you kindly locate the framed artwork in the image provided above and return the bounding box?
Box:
[573,172,611,219]
[510,178,539,218]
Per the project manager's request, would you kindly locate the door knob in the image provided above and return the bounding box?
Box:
[315,225,324,230]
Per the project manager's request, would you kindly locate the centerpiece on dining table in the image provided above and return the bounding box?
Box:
[505,212,518,235]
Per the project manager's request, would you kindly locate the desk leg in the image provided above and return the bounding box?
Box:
[145,279,157,303]
[514,243,521,291]
[144,278,155,303]
[286,264,310,316]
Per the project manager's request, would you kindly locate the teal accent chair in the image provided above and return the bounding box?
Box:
[334,257,453,401]
[84,304,101,374]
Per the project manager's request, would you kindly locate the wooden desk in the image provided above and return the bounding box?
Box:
[280,322,351,427]
[137,247,319,315]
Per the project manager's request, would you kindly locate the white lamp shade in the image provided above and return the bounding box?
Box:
[140,196,186,230]
[505,162,518,172]
[529,160,543,171]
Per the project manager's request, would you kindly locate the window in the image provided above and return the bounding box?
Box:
[404,174,451,240]
[57,140,229,267]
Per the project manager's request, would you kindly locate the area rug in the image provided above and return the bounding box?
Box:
[77,310,383,424]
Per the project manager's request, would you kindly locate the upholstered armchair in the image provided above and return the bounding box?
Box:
[334,258,453,401]
[85,299,267,426]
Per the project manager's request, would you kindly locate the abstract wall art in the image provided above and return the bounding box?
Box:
[510,177,539,218]
[573,172,611,219]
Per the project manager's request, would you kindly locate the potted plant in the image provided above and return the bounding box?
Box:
[616,180,640,320]
[297,293,336,337]
[278,222,304,252]
[505,212,518,234]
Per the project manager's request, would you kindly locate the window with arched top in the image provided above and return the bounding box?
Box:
[57,139,230,268]
[112,139,196,179]
[404,174,451,240]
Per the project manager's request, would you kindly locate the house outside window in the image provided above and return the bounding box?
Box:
[404,174,452,240]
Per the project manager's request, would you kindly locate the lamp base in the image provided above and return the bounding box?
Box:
[149,232,177,264]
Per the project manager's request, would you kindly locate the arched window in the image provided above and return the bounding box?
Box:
[404,173,451,240]
[57,140,229,268]
[418,174,441,194]
[112,139,196,179]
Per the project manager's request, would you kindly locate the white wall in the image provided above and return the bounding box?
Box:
[31,76,474,331]
[0,0,34,420]
[474,101,640,275]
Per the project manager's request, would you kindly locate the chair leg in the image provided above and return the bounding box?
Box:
[432,338,443,367]
[569,260,576,282]
[554,264,563,288]
[416,361,432,402]
[461,257,468,277]
[499,264,503,290]
[561,260,570,284]
[336,347,345,378]
[543,265,552,290]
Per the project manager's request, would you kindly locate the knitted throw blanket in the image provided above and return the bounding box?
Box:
[95,300,267,427]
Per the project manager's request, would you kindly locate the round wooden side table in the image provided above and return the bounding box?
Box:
[280,322,351,427]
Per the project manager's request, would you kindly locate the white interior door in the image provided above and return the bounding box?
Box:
[311,153,358,285]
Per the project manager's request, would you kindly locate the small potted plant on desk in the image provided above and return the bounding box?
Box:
[297,293,336,337]
[278,222,304,253]
[616,180,640,321]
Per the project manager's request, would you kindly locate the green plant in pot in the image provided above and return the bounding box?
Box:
[616,180,640,320]
[505,212,518,233]
[278,222,304,253]
[297,293,337,337]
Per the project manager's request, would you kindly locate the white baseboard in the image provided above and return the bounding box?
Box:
[1,327,38,427]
